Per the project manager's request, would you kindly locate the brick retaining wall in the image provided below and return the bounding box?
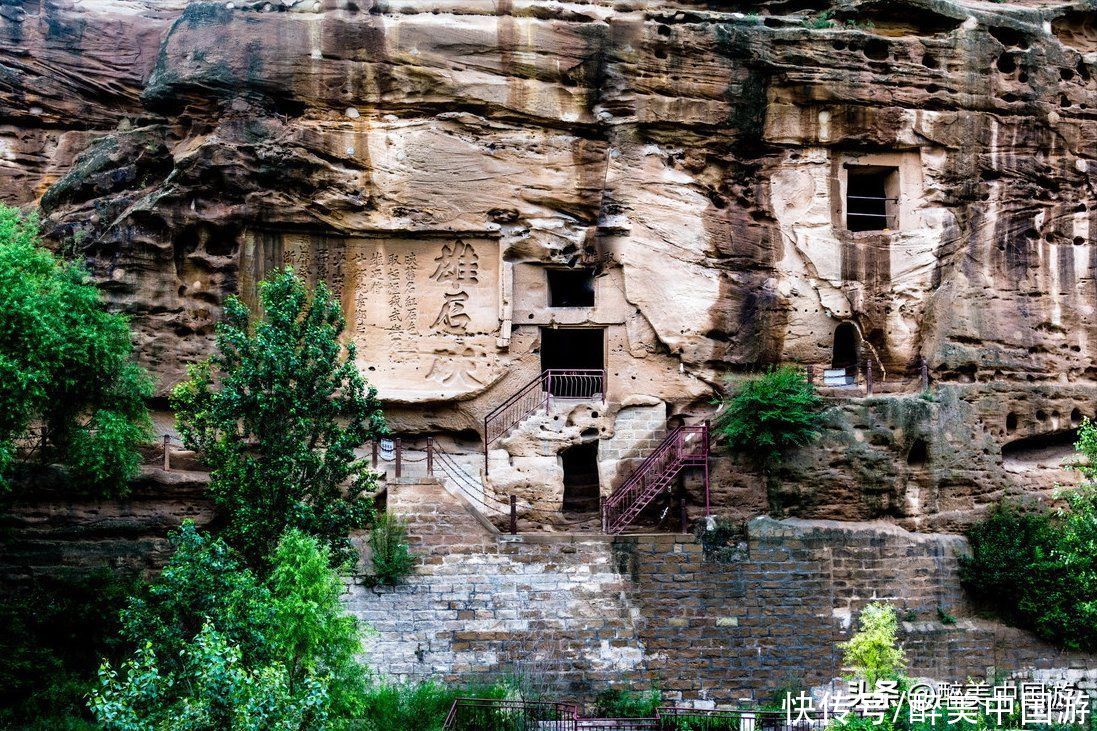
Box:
[349,480,1095,703]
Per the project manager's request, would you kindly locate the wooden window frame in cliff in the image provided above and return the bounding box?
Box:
[546,267,596,308]
[844,164,900,232]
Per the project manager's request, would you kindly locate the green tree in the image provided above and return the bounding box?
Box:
[716,365,824,473]
[1073,416,1097,479]
[93,525,367,730]
[0,204,151,492]
[171,268,386,569]
[837,602,906,686]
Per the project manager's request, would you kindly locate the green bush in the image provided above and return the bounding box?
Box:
[172,267,387,570]
[356,680,511,731]
[960,489,1097,651]
[592,688,662,719]
[837,603,906,686]
[716,365,824,473]
[0,204,151,493]
[92,524,368,729]
[367,512,416,586]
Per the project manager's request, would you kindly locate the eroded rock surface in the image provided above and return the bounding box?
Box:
[3,0,1097,528]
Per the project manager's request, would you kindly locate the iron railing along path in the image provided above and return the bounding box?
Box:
[601,423,710,535]
[657,707,817,731]
[442,700,817,731]
[443,698,580,730]
[482,368,605,475]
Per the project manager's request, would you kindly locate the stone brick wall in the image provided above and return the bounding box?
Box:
[350,480,1096,704]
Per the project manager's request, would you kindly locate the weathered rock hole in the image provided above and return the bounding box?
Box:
[922,53,938,69]
[989,26,1029,50]
[657,24,671,36]
[1036,409,1048,422]
[907,439,928,466]
[1072,408,1083,424]
[1002,429,1078,464]
[654,46,669,59]
[1062,67,1076,81]
[996,54,1016,74]
[863,40,890,60]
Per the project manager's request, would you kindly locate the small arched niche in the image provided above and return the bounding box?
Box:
[832,322,860,370]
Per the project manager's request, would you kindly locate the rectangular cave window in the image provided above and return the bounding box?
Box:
[546,268,596,308]
[845,165,899,232]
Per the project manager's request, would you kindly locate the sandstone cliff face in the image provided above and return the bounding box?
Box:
[3,0,1096,529]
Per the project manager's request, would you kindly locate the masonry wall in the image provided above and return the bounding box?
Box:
[351,480,1096,704]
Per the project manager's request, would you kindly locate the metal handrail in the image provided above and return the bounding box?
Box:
[483,368,605,475]
[602,423,709,534]
[443,698,580,730]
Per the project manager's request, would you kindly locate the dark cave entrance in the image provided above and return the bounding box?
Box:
[832,322,860,370]
[561,441,600,512]
[540,327,605,397]
[547,268,596,308]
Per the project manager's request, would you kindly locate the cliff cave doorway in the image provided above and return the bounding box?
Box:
[561,441,600,512]
[832,322,859,370]
[540,327,605,397]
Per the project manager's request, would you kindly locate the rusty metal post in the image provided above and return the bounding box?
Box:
[704,419,711,517]
[678,472,688,533]
[545,371,553,412]
[805,364,814,384]
[509,495,517,535]
[372,440,378,469]
[920,356,930,392]
[426,436,434,476]
[600,496,606,534]
[395,437,402,478]
[162,434,170,471]
[864,357,874,395]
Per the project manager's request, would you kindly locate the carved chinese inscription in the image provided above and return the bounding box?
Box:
[348,237,500,400]
[241,232,502,400]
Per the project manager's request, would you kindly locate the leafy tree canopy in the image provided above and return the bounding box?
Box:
[93,524,367,730]
[838,602,907,686]
[171,268,386,569]
[0,204,151,493]
[716,365,824,471]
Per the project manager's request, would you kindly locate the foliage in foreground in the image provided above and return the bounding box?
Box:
[356,679,512,731]
[91,524,367,730]
[958,418,1097,652]
[716,365,824,472]
[837,602,906,686]
[0,571,135,729]
[960,494,1097,651]
[171,267,386,570]
[0,204,151,493]
[367,512,417,586]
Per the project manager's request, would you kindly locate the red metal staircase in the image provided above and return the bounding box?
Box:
[601,423,710,534]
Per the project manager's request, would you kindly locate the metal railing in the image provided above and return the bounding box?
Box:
[602,423,710,534]
[441,701,819,731]
[483,369,605,475]
[443,698,580,730]
[656,708,817,731]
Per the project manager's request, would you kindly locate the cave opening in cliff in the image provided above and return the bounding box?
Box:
[832,322,860,370]
[561,441,600,513]
[547,267,595,307]
[540,327,605,397]
[846,165,899,231]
